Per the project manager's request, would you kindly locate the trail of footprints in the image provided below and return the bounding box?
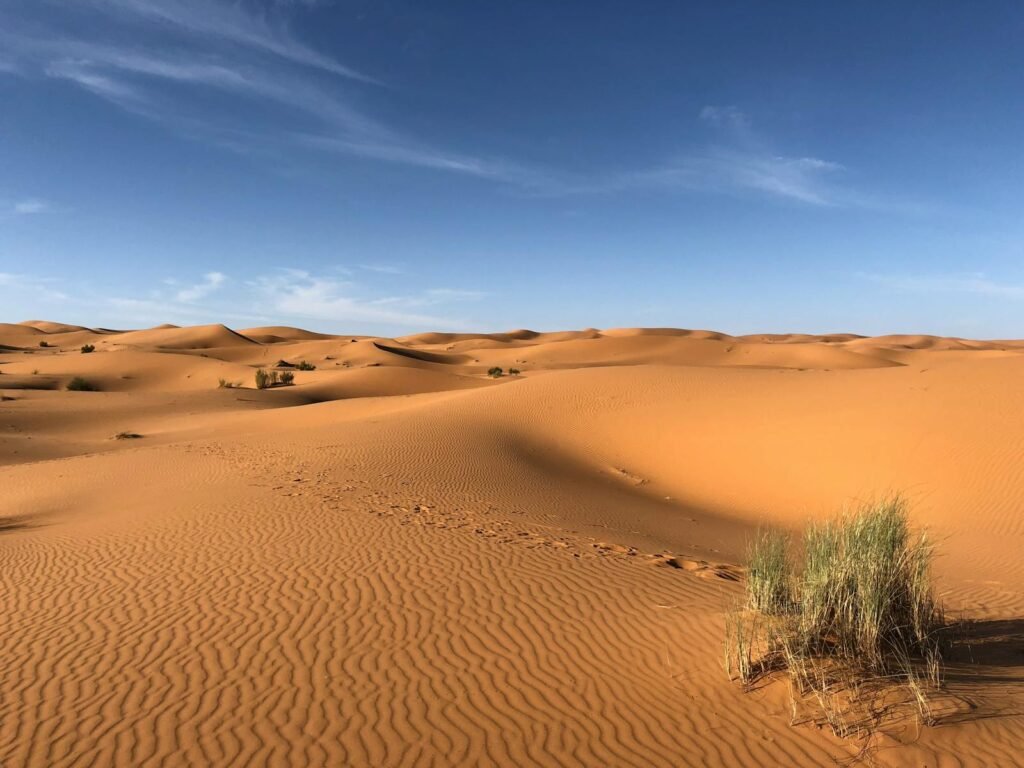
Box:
[189,442,743,584]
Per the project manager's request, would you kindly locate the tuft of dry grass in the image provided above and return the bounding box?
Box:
[725,496,946,738]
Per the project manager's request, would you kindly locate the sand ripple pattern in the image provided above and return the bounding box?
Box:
[0,443,846,767]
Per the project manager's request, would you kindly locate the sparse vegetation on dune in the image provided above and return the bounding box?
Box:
[725,497,946,738]
[80,344,95,354]
[255,368,295,389]
[217,378,241,389]
[67,377,98,392]
[488,366,504,378]
[114,432,142,440]
[296,360,316,371]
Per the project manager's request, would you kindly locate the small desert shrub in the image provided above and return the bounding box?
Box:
[488,366,504,378]
[725,497,945,737]
[509,368,521,376]
[279,370,295,385]
[80,344,95,354]
[296,360,316,371]
[217,378,241,389]
[67,376,97,391]
[114,432,142,440]
[39,341,50,348]
[255,369,286,389]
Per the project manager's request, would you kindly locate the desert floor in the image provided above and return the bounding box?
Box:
[2,320,1023,767]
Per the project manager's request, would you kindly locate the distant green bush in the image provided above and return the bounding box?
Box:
[296,360,316,371]
[509,368,521,376]
[67,376,97,391]
[80,344,95,354]
[255,369,295,389]
[39,341,50,348]
[488,366,504,378]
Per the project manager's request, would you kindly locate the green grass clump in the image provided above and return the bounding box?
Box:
[279,370,295,385]
[488,366,504,378]
[80,344,95,354]
[725,496,945,738]
[746,529,792,615]
[296,360,316,371]
[797,498,938,667]
[67,376,97,391]
[217,378,241,388]
[509,368,521,376]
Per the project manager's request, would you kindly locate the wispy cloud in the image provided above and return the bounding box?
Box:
[626,106,847,206]
[420,288,488,303]
[294,133,542,185]
[0,272,67,300]
[251,269,471,328]
[11,198,51,215]
[863,272,1024,298]
[82,0,375,82]
[1,262,485,331]
[176,271,227,302]
[2,7,885,206]
[359,264,404,275]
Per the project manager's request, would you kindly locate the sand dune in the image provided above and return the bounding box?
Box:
[109,323,260,350]
[2,321,1023,766]
[18,320,96,334]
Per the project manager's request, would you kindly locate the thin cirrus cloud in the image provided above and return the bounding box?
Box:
[862,272,1024,299]
[80,0,376,82]
[2,3,871,206]
[621,106,847,206]
[0,268,484,330]
[0,271,68,301]
[250,270,476,328]
[12,198,51,215]
[175,271,227,303]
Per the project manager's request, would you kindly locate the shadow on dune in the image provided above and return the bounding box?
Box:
[937,619,1024,724]
[0,515,43,534]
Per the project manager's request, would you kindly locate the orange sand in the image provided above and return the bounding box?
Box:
[2,321,1023,766]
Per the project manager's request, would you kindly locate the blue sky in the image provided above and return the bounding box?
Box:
[1,1,1022,336]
